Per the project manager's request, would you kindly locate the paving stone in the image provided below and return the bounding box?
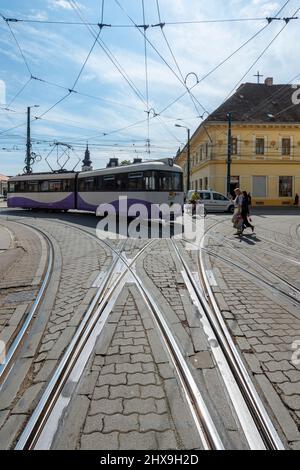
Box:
[110,385,140,399]
[157,363,175,380]
[115,363,143,374]
[103,413,139,433]
[266,372,287,384]
[244,353,263,374]
[80,432,119,450]
[0,414,27,449]
[97,373,126,387]
[131,353,153,364]
[78,371,99,396]
[255,375,300,442]
[127,372,157,386]
[278,382,300,396]
[89,399,123,416]
[265,361,294,372]
[284,371,300,382]
[95,324,118,355]
[124,398,157,415]
[139,413,171,432]
[281,395,300,411]
[156,430,179,450]
[235,337,252,352]
[82,414,103,434]
[0,410,9,429]
[93,386,109,400]
[119,431,156,450]
[12,382,44,414]
[105,354,130,365]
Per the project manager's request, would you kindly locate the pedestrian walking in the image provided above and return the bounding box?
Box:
[232,188,244,235]
[190,190,200,216]
[294,194,299,206]
[247,192,252,207]
[242,191,254,232]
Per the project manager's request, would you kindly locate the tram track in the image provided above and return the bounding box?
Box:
[206,233,300,304]
[13,218,225,451]
[2,214,287,450]
[170,237,284,450]
[0,222,54,386]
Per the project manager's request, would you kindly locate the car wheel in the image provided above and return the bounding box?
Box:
[228,205,234,214]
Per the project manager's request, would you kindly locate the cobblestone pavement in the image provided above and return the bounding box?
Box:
[1,208,300,450]
[202,213,300,450]
[0,216,112,449]
[0,220,46,347]
[50,284,247,450]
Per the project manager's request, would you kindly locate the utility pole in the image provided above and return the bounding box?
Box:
[187,128,191,191]
[25,106,31,174]
[175,124,191,191]
[24,105,39,174]
[227,112,232,197]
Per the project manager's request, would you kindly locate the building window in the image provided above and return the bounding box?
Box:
[256,138,265,155]
[253,176,267,198]
[200,146,203,161]
[231,137,238,155]
[204,177,208,190]
[279,176,293,197]
[281,138,291,156]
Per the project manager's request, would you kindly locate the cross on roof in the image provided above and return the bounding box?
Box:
[254,71,264,84]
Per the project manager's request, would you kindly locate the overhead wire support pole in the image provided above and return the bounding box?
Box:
[25,106,31,174]
[227,112,232,197]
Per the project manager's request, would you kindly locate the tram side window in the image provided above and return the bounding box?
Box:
[27,181,39,192]
[8,182,15,192]
[84,178,95,191]
[40,181,49,192]
[49,181,61,192]
[173,173,183,191]
[115,173,127,191]
[128,173,143,191]
[158,172,173,191]
[103,175,116,191]
[144,171,156,191]
[62,179,73,192]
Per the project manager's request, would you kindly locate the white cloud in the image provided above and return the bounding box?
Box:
[48,0,74,10]
[0,80,6,105]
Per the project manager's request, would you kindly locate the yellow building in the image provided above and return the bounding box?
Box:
[175,78,300,206]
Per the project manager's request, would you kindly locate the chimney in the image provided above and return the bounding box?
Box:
[107,158,119,168]
[133,158,142,164]
[265,77,273,86]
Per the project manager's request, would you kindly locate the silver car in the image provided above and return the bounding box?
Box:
[186,190,234,214]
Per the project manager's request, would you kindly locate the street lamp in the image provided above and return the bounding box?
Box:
[25,105,39,174]
[175,124,191,191]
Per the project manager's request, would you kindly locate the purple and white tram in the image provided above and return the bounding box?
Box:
[7,159,184,217]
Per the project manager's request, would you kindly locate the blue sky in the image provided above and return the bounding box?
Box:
[0,0,299,175]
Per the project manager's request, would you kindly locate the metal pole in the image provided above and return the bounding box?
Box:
[187,128,191,191]
[227,112,232,197]
[25,106,31,174]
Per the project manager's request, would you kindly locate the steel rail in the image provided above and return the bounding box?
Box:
[208,233,300,301]
[0,223,54,385]
[15,218,225,450]
[15,237,154,449]
[102,245,225,450]
[171,237,284,450]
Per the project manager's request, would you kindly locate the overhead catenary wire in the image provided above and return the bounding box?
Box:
[114,0,209,116]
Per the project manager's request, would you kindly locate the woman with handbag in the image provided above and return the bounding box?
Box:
[232,188,244,235]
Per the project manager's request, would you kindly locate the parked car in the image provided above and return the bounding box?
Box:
[186,190,234,214]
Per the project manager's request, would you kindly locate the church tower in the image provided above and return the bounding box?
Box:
[82,144,93,171]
